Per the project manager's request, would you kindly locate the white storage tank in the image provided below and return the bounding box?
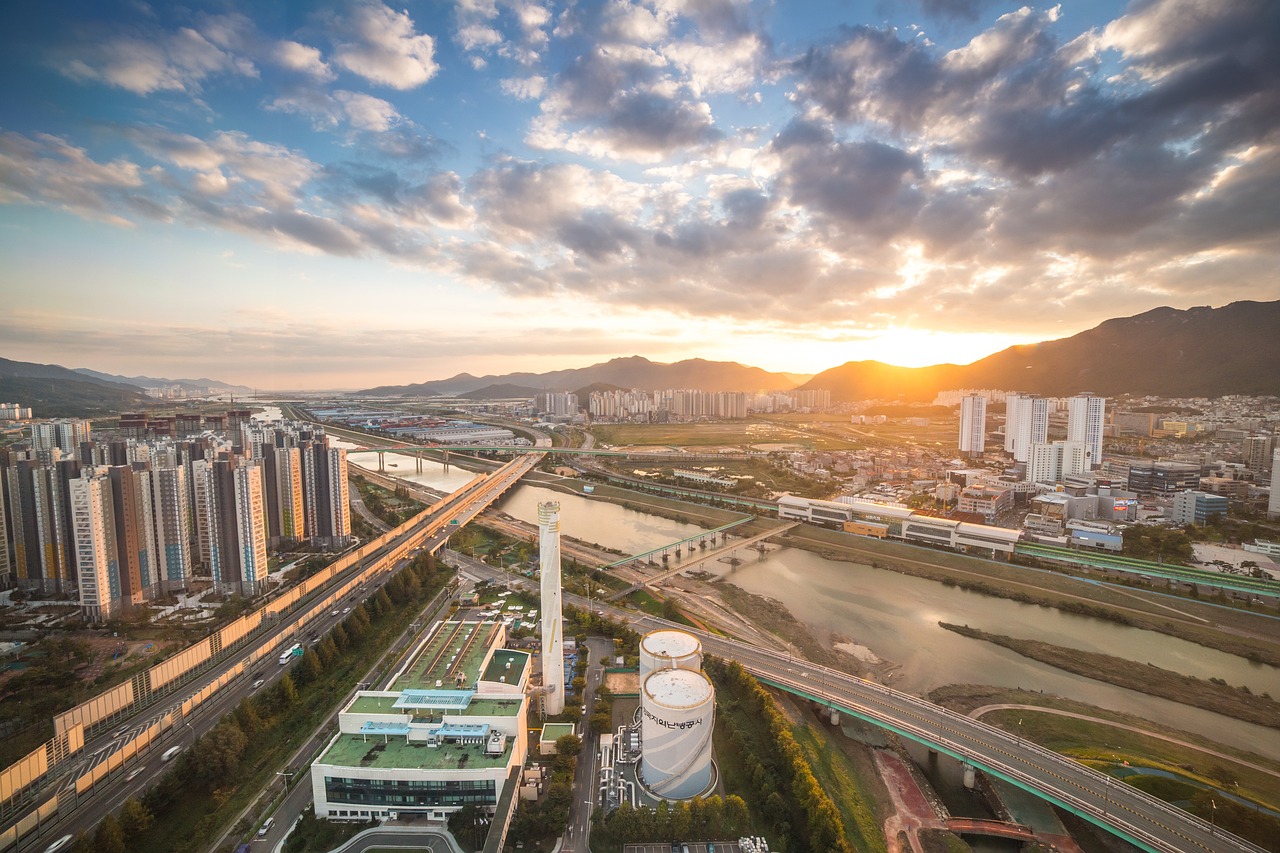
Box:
[639,629,702,679]
[640,667,715,799]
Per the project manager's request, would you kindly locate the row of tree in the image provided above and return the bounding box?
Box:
[506,733,583,844]
[59,547,449,852]
[593,794,752,849]
[707,658,854,853]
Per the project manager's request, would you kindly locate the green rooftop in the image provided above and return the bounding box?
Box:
[348,695,403,715]
[540,723,575,741]
[320,733,512,771]
[481,650,529,685]
[393,620,502,692]
[463,698,523,717]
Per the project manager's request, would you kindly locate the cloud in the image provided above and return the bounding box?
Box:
[274,40,335,81]
[500,75,546,99]
[59,23,258,95]
[0,131,145,225]
[334,90,400,131]
[331,2,439,89]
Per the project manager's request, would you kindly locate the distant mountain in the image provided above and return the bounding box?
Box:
[0,357,150,417]
[358,356,799,396]
[803,300,1280,402]
[457,384,542,400]
[72,368,253,395]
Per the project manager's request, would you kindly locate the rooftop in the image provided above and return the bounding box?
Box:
[347,694,523,718]
[481,649,529,685]
[393,620,502,692]
[320,733,511,771]
[540,722,575,742]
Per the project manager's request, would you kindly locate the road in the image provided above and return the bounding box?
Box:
[6,453,543,852]
[457,560,1262,853]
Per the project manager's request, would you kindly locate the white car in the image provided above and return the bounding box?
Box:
[126,767,145,782]
[43,836,73,853]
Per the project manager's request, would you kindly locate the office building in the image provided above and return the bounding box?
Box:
[1067,395,1106,468]
[958,394,986,456]
[539,501,565,716]
[310,619,530,821]
[1171,491,1229,527]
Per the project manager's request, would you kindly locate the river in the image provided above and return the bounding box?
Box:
[337,443,1280,759]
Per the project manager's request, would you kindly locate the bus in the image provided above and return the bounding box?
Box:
[278,643,302,665]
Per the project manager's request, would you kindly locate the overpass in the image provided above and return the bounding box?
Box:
[345,442,762,461]
[462,557,1261,853]
[0,453,545,852]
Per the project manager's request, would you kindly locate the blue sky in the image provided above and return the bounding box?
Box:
[1,0,1277,390]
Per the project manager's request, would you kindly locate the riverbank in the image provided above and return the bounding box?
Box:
[938,622,1280,728]
[780,525,1280,668]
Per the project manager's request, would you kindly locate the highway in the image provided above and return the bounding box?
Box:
[3,452,544,853]
[453,560,1264,853]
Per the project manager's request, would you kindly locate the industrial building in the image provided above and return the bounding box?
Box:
[310,619,530,821]
[777,495,1023,555]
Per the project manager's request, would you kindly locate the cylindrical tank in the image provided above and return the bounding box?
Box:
[639,629,702,679]
[640,667,715,799]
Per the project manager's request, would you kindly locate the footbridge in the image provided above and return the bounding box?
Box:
[945,817,1037,841]
[599,518,755,570]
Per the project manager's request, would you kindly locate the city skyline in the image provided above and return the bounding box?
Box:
[2,0,1277,389]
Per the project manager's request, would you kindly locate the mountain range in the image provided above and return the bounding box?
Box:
[358,301,1280,401]
[5,301,1277,415]
[356,356,802,397]
[801,300,1280,401]
[72,368,253,395]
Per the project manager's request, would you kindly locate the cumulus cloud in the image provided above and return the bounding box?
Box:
[274,40,335,81]
[331,2,439,89]
[59,23,258,94]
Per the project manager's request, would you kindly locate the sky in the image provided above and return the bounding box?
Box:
[1,0,1277,391]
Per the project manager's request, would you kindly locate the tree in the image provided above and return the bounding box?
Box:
[94,814,126,853]
[554,733,582,756]
[448,804,488,850]
[119,796,154,839]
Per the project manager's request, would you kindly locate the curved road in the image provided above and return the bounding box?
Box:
[457,558,1263,853]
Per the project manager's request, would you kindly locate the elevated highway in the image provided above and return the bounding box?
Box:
[458,559,1262,853]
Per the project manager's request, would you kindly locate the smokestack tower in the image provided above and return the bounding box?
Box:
[538,501,565,715]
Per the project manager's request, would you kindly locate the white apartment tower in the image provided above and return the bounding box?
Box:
[538,501,565,716]
[959,394,987,456]
[30,419,91,452]
[71,474,119,623]
[1004,395,1049,463]
[1068,395,1106,469]
[1026,441,1089,484]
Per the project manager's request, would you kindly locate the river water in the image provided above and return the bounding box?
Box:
[338,444,1280,758]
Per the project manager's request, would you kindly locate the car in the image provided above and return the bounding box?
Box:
[342,607,351,614]
[42,836,73,853]
[331,610,339,616]
[251,679,265,690]
[126,766,145,782]
[258,817,274,837]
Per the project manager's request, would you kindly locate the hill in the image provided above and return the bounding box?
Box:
[72,368,253,395]
[0,357,150,417]
[803,301,1280,402]
[457,384,542,401]
[358,356,798,396]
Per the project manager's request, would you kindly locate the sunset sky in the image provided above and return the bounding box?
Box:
[2,0,1277,390]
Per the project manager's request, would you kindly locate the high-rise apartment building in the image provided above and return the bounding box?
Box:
[1244,435,1274,473]
[1005,395,1048,463]
[1026,441,1089,484]
[1067,395,1106,469]
[958,394,987,456]
[1269,449,1280,520]
[232,463,269,595]
[71,473,119,623]
[145,465,191,592]
[30,419,92,453]
[108,464,155,605]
